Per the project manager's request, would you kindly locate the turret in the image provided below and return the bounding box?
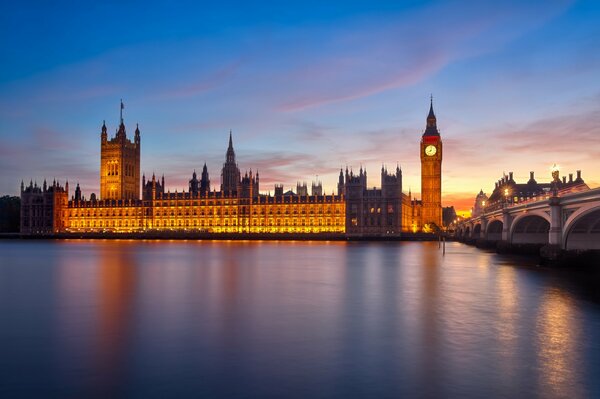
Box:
[101,120,107,143]
[135,123,140,145]
[200,162,210,195]
[337,168,344,196]
[74,183,82,201]
[189,169,199,195]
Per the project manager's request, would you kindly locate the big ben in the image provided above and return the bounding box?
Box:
[420,97,443,230]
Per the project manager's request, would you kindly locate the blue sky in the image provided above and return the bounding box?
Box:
[1,0,599,210]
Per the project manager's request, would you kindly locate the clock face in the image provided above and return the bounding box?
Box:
[425,145,437,156]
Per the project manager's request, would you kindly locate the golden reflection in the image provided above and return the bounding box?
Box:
[95,243,136,388]
[495,266,518,384]
[536,287,583,398]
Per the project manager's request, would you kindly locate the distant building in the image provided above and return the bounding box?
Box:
[0,195,20,232]
[472,190,489,218]
[20,179,68,234]
[443,206,457,227]
[486,170,587,208]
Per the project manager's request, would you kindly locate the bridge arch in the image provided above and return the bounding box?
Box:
[510,214,550,245]
[486,219,503,241]
[563,207,600,250]
[473,223,481,238]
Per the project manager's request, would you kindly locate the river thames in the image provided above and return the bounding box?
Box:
[0,240,599,398]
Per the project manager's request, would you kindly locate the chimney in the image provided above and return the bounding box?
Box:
[495,182,498,188]
[576,170,582,182]
[509,172,513,181]
[562,176,566,184]
[530,171,534,180]
[569,173,573,183]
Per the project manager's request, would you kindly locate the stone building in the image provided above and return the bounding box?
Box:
[100,101,140,200]
[20,179,68,234]
[20,100,445,237]
[344,165,403,237]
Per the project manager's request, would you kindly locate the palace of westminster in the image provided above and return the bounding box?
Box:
[20,101,444,236]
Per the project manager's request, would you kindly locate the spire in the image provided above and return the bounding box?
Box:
[427,95,436,123]
[225,130,236,164]
[423,95,440,137]
[120,99,124,125]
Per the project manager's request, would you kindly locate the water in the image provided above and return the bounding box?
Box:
[0,240,599,398]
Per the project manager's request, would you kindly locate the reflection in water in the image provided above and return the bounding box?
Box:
[418,243,443,398]
[537,287,583,398]
[94,245,136,395]
[495,266,519,390]
[0,240,599,398]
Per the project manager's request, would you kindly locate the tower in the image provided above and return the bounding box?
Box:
[420,97,443,230]
[221,131,240,195]
[100,101,141,200]
[200,162,211,195]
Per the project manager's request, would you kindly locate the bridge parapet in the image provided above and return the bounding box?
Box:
[455,187,600,250]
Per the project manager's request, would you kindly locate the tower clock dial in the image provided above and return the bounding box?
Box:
[425,145,437,156]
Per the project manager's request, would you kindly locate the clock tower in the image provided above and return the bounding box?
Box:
[420,97,443,230]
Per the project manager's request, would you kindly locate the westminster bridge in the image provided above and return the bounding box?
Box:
[455,187,600,251]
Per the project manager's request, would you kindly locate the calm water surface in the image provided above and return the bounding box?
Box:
[0,240,599,398]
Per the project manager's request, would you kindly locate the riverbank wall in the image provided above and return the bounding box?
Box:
[4,232,440,242]
[456,236,600,267]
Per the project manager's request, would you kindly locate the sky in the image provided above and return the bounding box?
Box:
[1,0,599,211]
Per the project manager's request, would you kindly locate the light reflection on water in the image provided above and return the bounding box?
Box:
[0,240,599,398]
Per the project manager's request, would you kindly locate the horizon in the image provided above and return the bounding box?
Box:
[2,1,599,212]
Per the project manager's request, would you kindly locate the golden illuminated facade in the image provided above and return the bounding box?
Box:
[66,193,345,234]
[420,98,443,230]
[100,101,141,200]
[21,100,442,236]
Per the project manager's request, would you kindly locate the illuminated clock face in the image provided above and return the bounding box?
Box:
[425,145,437,156]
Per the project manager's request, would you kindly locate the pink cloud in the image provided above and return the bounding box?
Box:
[156,58,244,100]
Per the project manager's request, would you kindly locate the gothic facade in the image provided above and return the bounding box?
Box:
[100,101,141,200]
[20,101,445,236]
